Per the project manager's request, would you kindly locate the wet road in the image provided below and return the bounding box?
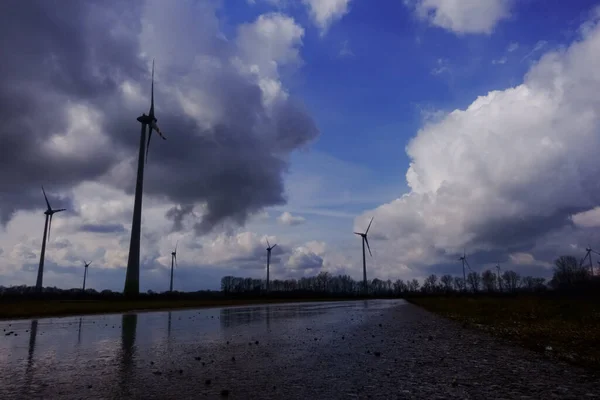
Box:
[0,299,598,399]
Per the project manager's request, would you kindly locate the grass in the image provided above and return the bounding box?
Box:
[0,296,365,320]
[408,294,600,370]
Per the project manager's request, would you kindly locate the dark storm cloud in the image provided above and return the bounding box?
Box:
[0,0,319,235]
[79,223,126,234]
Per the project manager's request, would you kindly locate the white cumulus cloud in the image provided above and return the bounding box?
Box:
[406,0,513,34]
[356,10,600,272]
[278,211,306,226]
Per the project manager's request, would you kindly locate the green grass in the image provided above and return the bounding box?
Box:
[0,296,362,320]
[409,295,600,370]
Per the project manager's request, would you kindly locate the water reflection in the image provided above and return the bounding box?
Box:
[167,311,172,338]
[77,317,82,345]
[119,314,137,396]
[26,320,38,373]
[219,303,329,329]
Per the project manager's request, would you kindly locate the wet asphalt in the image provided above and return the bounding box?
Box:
[0,299,598,399]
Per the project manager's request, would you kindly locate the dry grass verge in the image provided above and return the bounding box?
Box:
[409,294,600,370]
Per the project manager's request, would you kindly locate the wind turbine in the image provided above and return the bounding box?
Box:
[170,241,178,292]
[36,187,66,292]
[354,217,374,295]
[124,60,166,296]
[458,249,471,292]
[82,260,92,292]
[496,262,502,292]
[266,239,277,292]
[580,245,599,276]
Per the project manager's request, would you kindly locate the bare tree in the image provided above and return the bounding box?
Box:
[481,269,496,292]
[502,270,521,292]
[467,271,481,292]
[440,274,453,292]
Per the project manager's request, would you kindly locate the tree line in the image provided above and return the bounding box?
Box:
[222,255,598,296]
[0,254,596,299]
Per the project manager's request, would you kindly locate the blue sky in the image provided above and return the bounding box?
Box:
[2,0,600,291]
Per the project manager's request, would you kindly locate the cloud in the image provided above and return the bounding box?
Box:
[79,223,126,234]
[405,0,513,34]
[507,42,519,52]
[286,245,324,272]
[0,1,318,237]
[357,10,600,272]
[302,0,352,35]
[277,211,306,226]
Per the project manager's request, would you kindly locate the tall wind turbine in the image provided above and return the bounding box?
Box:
[124,60,166,296]
[354,217,374,295]
[170,241,178,292]
[36,187,66,292]
[82,260,91,292]
[265,239,277,292]
[580,245,599,276]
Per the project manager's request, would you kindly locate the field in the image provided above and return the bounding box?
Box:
[408,294,600,370]
[0,295,365,320]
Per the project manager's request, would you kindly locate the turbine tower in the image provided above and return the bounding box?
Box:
[265,239,277,292]
[170,241,178,292]
[36,187,66,292]
[580,245,599,276]
[82,260,92,292]
[354,217,374,295]
[124,60,166,296]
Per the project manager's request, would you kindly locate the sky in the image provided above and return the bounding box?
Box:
[2,0,600,292]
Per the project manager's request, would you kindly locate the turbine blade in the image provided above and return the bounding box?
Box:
[54,208,66,213]
[41,186,51,210]
[354,232,362,236]
[149,59,155,118]
[364,236,372,257]
[175,240,179,253]
[464,258,472,271]
[48,214,53,243]
[88,261,92,267]
[266,238,270,248]
[591,249,600,256]
[272,244,277,250]
[365,217,374,235]
[175,254,178,268]
[145,125,153,164]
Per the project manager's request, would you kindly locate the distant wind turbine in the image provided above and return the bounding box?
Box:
[580,245,599,276]
[36,186,66,292]
[458,249,471,292]
[496,262,502,292]
[354,217,374,295]
[170,241,178,292]
[124,60,167,296]
[82,260,92,292]
[266,239,277,292]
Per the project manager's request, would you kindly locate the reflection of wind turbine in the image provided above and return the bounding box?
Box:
[23,319,39,397]
[580,245,600,276]
[354,217,374,295]
[124,60,166,296]
[77,317,83,345]
[82,260,91,292]
[119,314,138,396]
[170,241,178,292]
[266,239,277,293]
[36,187,66,292]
